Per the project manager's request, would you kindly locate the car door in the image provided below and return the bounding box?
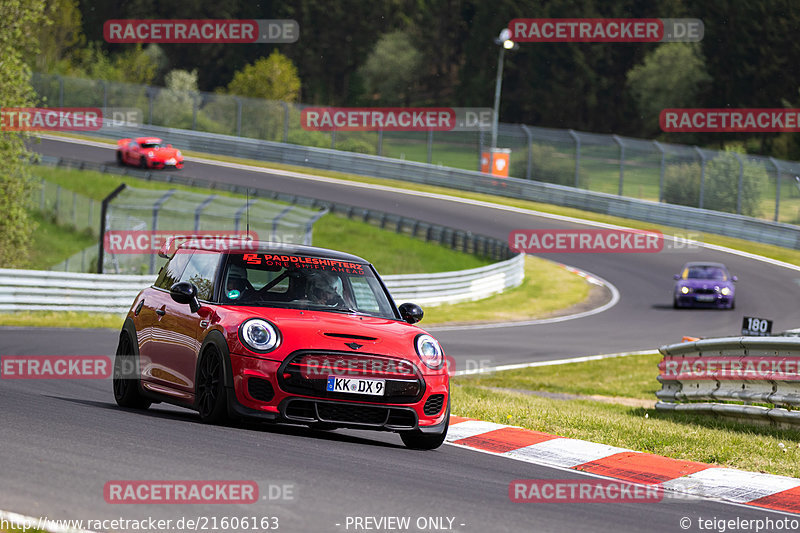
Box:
[147,249,222,398]
[137,249,192,395]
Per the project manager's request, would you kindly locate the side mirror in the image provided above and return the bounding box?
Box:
[731,275,738,282]
[170,281,200,313]
[167,144,172,148]
[673,274,681,280]
[399,302,424,324]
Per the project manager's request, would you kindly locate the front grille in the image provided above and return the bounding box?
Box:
[247,378,275,402]
[317,402,388,425]
[279,351,424,403]
[282,399,417,430]
[423,394,445,416]
[694,288,717,294]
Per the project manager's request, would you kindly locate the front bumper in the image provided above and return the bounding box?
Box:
[227,352,449,432]
[675,293,733,307]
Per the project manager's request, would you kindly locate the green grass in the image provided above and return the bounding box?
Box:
[313,214,489,275]
[453,353,800,477]
[457,352,662,399]
[23,211,96,270]
[423,255,590,324]
[0,311,123,330]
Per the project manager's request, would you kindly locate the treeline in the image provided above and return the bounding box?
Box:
[32,0,800,159]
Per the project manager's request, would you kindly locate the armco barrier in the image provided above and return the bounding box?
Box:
[65,123,800,250]
[0,255,524,313]
[656,336,800,426]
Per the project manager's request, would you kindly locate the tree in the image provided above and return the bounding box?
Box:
[0,0,48,267]
[33,0,83,73]
[225,51,301,103]
[359,31,422,105]
[626,43,711,135]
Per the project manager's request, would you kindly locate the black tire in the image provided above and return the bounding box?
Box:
[673,297,679,309]
[400,402,449,450]
[730,299,736,310]
[196,346,228,424]
[113,332,151,409]
[139,156,147,169]
[116,151,124,165]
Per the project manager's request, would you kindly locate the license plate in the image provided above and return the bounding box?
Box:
[166,158,176,165]
[326,376,385,396]
[696,295,715,302]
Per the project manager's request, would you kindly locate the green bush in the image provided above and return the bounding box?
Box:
[511,143,586,187]
[336,137,377,155]
[663,150,767,217]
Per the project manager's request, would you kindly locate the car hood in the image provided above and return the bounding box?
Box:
[148,148,181,159]
[677,279,734,289]
[215,305,436,361]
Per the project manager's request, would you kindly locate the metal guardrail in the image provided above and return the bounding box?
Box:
[70,123,800,251]
[656,336,800,426]
[0,255,524,313]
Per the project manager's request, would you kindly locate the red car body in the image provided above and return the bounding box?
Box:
[116,137,184,169]
[113,240,450,449]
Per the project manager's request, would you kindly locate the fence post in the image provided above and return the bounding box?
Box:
[427,130,433,164]
[97,184,127,274]
[478,130,485,171]
[377,129,383,156]
[613,135,624,196]
[149,190,177,274]
[568,130,581,188]
[733,152,744,215]
[331,128,336,149]
[282,102,290,143]
[72,191,77,228]
[192,93,199,130]
[40,178,45,210]
[55,185,61,223]
[653,140,666,202]
[194,194,217,231]
[147,86,154,125]
[694,147,707,209]
[770,157,781,222]
[235,97,242,137]
[59,77,64,108]
[520,124,533,179]
[102,80,108,109]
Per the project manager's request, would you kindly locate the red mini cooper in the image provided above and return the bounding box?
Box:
[113,240,450,449]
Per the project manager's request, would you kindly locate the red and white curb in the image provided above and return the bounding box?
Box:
[446,416,800,514]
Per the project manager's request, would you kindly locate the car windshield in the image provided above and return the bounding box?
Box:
[219,252,397,319]
[684,266,728,281]
[140,141,167,148]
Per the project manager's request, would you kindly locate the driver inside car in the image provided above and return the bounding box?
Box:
[225,263,254,301]
[305,271,345,307]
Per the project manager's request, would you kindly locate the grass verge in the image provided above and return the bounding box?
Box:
[453,353,800,478]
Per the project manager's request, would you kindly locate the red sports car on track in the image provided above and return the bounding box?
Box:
[116,137,184,169]
[113,239,450,449]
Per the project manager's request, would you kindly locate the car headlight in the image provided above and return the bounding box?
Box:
[680,286,690,294]
[415,334,444,369]
[239,319,280,353]
[721,287,731,296]
[148,151,155,157]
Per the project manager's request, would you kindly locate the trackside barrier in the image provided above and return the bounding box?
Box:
[0,255,524,313]
[656,336,800,427]
[51,123,800,250]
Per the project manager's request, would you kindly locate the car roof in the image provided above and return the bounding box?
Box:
[135,137,163,143]
[681,261,728,269]
[175,239,370,264]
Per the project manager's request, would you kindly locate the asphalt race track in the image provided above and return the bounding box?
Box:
[0,136,797,532]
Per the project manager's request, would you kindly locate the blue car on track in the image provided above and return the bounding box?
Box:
[673,262,737,309]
